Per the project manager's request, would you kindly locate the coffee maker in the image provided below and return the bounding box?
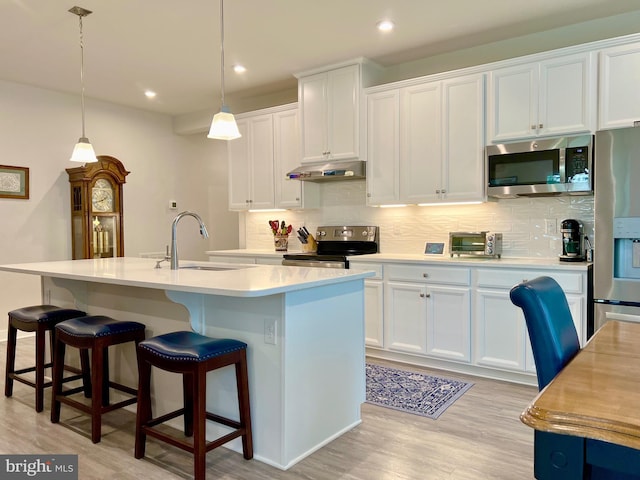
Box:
[560,219,584,262]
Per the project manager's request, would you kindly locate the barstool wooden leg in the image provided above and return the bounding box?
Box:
[90,343,104,444]
[183,373,194,437]
[236,351,253,459]
[80,349,91,398]
[51,338,66,423]
[193,365,207,480]
[34,324,47,412]
[134,356,152,459]
[4,321,17,398]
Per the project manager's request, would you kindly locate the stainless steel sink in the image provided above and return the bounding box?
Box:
[178,265,250,271]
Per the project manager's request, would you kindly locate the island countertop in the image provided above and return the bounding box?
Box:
[0,257,373,297]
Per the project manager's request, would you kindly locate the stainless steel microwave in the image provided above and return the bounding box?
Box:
[486,135,593,198]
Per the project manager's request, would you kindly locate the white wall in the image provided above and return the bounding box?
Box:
[0,79,237,324]
[243,181,594,259]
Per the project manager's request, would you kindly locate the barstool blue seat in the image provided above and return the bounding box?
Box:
[135,331,253,480]
[51,315,146,443]
[4,305,88,412]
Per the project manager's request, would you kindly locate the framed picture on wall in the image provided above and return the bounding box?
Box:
[0,165,29,199]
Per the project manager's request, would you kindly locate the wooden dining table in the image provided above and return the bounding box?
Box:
[521,320,640,478]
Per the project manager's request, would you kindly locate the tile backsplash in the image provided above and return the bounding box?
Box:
[243,181,595,259]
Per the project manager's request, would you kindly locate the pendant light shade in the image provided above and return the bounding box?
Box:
[69,6,98,162]
[207,0,241,140]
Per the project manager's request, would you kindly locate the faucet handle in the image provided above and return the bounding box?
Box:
[154,245,171,269]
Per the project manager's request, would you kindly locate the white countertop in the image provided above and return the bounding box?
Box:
[0,257,373,298]
[205,249,591,271]
[347,253,592,270]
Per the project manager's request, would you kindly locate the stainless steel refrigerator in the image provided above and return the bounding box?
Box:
[594,127,640,329]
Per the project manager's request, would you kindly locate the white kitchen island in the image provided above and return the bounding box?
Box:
[0,257,373,470]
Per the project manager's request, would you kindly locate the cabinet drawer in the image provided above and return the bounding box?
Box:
[386,264,470,285]
[349,262,383,280]
[476,269,583,294]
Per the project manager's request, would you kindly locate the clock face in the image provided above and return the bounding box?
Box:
[91,178,114,212]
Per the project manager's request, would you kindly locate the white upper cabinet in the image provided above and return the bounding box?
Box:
[488,52,595,143]
[366,90,400,205]
[228,114,275,211]
[366,73,485,206]
[298,64,360,164]
[273,107,319,209]
[599,42,640,129]
[228,104,318,211]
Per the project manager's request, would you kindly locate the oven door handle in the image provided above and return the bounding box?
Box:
[281,259,346,268]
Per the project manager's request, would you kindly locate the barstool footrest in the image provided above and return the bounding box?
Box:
[142,420,245,455]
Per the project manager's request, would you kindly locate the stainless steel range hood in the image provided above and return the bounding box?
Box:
[286,160,366,182]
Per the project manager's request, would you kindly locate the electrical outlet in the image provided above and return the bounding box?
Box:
[169,200,177,210]
[264,318,277,345]
[544,218,557,235]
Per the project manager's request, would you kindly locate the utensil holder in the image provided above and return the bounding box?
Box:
[274,234,289,251]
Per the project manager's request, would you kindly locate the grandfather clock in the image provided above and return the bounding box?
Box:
[66,155,129,259]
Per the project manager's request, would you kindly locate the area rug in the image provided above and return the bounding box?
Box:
[365,363,474,419]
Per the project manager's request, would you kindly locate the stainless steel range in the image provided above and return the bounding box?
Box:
[282,226,379,269]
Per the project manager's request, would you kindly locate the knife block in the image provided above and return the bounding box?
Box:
[301,235,317,253]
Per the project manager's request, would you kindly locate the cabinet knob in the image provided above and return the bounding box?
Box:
[435,189,441,194]
[367,193,371,197]
[531,125,536,130]
[422,273,429,278]
[523,279,528,283]
[419,293,431,298]
[295,197,300,201]
[441,189,446,194]
[539,124,543,129]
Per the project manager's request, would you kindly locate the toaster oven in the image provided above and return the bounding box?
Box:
[449,232,502,258]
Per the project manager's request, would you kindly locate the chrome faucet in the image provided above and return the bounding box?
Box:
[170,211,209,270]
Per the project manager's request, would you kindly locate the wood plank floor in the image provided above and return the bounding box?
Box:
[0,337,537,479]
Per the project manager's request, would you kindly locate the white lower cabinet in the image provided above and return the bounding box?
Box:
[474,268,586,375]
[360,260,589,385]
[349,262,384,348]
[384,264,471,362]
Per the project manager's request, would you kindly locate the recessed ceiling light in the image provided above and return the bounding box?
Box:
[144,90,157,99]
[233,64,246,74]
[377,20,394,32]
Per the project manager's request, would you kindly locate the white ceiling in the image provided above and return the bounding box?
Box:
[3,0,640,116]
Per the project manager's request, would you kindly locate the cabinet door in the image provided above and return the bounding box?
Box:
[299,72,328,163]
[227,119,251,210]
[364,279,384,348]
[426,285,471,362]
[599,43,640,129]
[248,115,275,210]
[474,289,527,371]
[400,82,442,204]
[442,74,485,203]
[488,64,537,142]
[274,108,303,208]
[386,281,428,354]
[327,64,359,161]
[366,90,400,205]
[539,52,595,137]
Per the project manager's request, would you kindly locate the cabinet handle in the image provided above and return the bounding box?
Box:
[435,189,441,194]
[422,273,429,278]
[295,197,300,201]
[539,124,543,129]
[531,124,536,130]
[419,293,431,298]
[441,189,446,194]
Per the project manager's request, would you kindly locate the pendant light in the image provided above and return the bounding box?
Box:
[207,0,241,140]
[69,6,98,163]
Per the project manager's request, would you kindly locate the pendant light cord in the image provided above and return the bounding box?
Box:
[79,14,87,138]
[219,0,226,107]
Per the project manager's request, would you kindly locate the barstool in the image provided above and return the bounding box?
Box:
[4,305,89,412]
[51,315,146,443]
[134,331,253,480]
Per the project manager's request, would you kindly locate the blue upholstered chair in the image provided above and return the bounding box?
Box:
[510,276,640,480]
